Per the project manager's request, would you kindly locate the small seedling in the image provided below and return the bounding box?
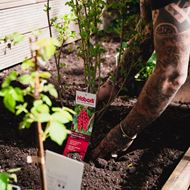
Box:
[0,168,21,190]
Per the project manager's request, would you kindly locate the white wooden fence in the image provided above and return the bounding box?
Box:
[0,0,78,70]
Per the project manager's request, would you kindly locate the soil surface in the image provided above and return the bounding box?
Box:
[0,35,190,190]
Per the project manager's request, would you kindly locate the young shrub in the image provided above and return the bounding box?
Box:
[66,0,106,93]
[0,35,75,190]
[45,0,76,105]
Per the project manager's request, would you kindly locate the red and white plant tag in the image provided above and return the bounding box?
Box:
[63,91,96,161]
[76,90,96,108]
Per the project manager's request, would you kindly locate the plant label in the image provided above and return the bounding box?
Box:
[63,131,90,161]
[46,150,84,190]
[76,90,96,108]
[12,185,21,190]
[63,91,96,161]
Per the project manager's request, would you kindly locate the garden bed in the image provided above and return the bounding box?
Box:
[0,35,190,190]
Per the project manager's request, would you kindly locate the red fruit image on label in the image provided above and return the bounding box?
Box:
[77,109,90,132]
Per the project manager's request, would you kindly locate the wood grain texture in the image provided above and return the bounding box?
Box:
[162,147,190,190]
[0,0,48,10]
[0,0,79,70]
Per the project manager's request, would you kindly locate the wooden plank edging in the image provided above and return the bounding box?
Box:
[162,147,190,190]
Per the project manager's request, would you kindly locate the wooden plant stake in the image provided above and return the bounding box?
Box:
[30,37,47,190]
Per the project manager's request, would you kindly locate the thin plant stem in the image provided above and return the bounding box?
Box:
[75,0,88,85]
[96,1,126,120]
[30,37,47,190]
[83,2,92,91]
[46,0,64,106]
[47,0,52,38]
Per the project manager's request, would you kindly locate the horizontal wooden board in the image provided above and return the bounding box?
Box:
[0,0,71,36]
[0,0,48,10]
[162,147,190,190]
[0,0,79,70]
[0,25,79,70]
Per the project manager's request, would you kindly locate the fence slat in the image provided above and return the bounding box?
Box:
[0,0,79,70]
[162,147,190,190]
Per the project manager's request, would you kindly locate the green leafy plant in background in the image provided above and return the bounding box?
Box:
[66,0,106,93]
[0,168,20,190]
[0,37,74,145]
[0,35,75,190]
[103,0,139,36]
[0,32,24,54]
[135,51,156,81]
[96,0,153,119]
[45,0,76,105]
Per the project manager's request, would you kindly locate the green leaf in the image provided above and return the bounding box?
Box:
[37,38,60,61]
[16,103,28,115]
[48,121,69,145]
[19,74,32,85]
[32,101,49,114]
[0,92,4,96]
[2,71,17,88]
[49,87,58,98]
[21,59,35,70]
[31,71,38,78]
[147,51,156,65]
[41,94,52,106]
[13,87,24,102]
[0,88,7,96]
[11,32,25,45]
[62,107,76,115]
[39,72,51,79]
[37,104,49,113]
[45,84,58,98]
[52,107,62,112]
[43,4,51,12]
[19,115,32,129]
[0,173,9,190]
[38,113,51,123]
[4,92,16,113]
[33,100,43,107]
[51,111,72,124]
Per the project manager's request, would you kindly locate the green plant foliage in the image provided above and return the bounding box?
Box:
[45,1,77,105]
[0,32,25,54]
[51,13,76,42]
[103,0,139,36]
[66,0,106,93]
[0,32,24,46]
[135,51,156,81]
[0,168,20,190]
[0,173,9,190]
[37,38,60,61]
[0,37,75,145]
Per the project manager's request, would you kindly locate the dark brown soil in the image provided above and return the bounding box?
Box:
[0,35,190,190]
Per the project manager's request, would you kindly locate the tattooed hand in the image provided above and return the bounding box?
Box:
[91,123,136,160]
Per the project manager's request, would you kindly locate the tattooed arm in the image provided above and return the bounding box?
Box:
[140,0,152,23]
[92,0,190,159]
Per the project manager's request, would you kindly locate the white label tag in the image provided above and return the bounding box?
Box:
[76,91,96,108]
[46,150,84,190]
[12,185,21,190]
